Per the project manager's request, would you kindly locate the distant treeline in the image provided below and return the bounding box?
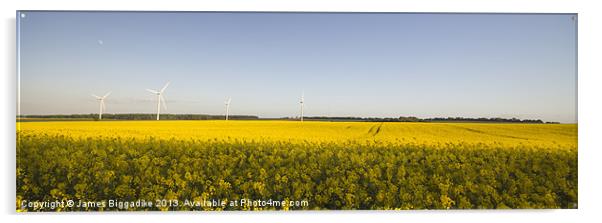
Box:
[284,116,553,123]
[19,114,259,120]
[286,116,415,122]
[423,117,551,123]
[18,114,556,123]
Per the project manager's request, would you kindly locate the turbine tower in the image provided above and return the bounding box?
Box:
[225,97,232,121]
[300,92,304,122]
[146,82,169,120]
[92,91,111,120]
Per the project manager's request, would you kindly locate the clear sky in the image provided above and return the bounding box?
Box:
[17,12,577,123]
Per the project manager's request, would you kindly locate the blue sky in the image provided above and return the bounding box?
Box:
[18,12,577,122]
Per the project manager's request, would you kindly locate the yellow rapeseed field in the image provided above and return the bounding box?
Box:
[17,120,577,149]
[16,120,578,210]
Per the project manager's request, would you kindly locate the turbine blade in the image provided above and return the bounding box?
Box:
[160,81,170,93]
[160,95,167,111]
[146,89,159,94]
[92,94,101,99]
[101,100,106,112]
[103,91,112,98]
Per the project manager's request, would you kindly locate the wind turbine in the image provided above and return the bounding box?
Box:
[300,92,304,122]
[146,82,169,120]
[92,91,111,120]
[225,97,232,120]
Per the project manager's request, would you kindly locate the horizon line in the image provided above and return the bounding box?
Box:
[16,113,574,123]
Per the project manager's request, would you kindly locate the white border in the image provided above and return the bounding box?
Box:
[2,0,600,223]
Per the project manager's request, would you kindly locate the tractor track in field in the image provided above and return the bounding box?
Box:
[367,123,384,137]
[448,124,530,140]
